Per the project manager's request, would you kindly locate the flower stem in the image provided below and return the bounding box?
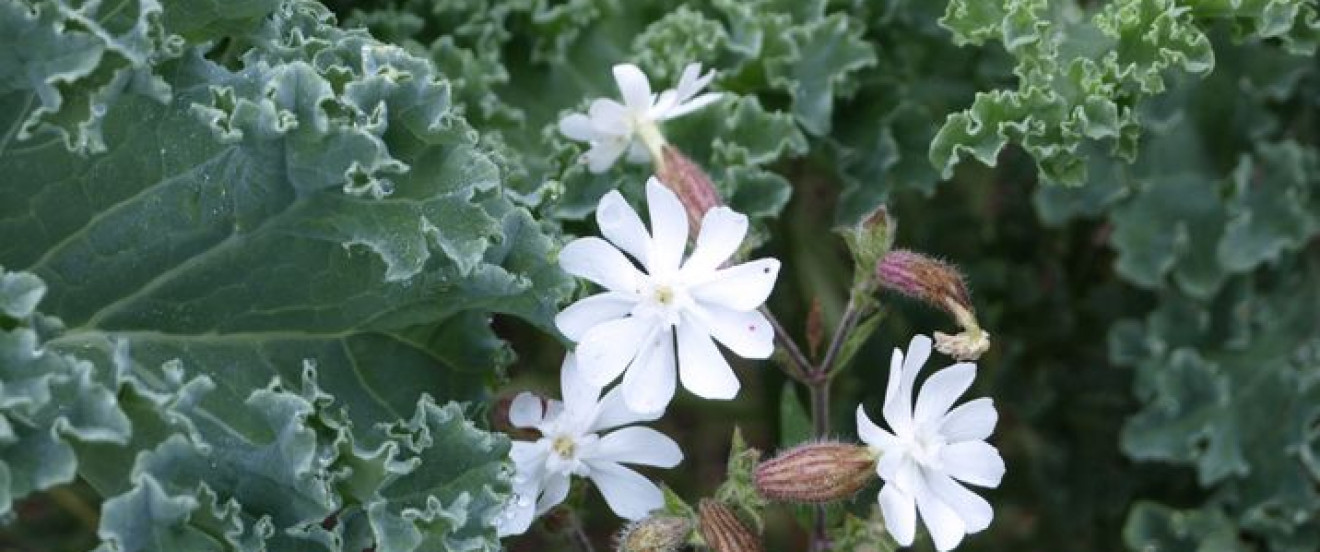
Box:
[760,306,813,383]
[564,509,596,552]
[820,291,865,378]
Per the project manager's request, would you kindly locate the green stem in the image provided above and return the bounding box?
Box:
[762,306,813,384]
[819,292,864,378]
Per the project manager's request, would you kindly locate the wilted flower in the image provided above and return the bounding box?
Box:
[855,335,1004,551]
[558,63,722,172]
[496,355,683,536]
[556,178,780,414]
[616,515,693,552]
[876,250,990,360]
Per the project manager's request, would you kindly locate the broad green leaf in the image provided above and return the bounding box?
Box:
[1122,502,1245,552]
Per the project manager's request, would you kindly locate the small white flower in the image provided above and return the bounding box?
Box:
[855,335,1005,551]
[558,63,722,173]
[497,355,683,537]
[555,178,780,414]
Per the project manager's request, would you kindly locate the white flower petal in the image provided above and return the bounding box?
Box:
[693,306,774,359]
[914,482,967,552]
[903,335,933,377]
[556,292,635,342]
[875,447,906,483]
[881,347,911,435]
[683,207,749,274]
[626,139,651,163]
[878,484,917,546]
[939,398,997,443]
[676,319,740,400]
[925,471,994,533]
[559,354,602,417]
[558,113,596,142]
[885,335,933,435]
[576,316,658,388]
[592,426,683,468]
[613,64,653,112]
[588,98,629,135]
[650,89,679,118]
[586,461,664,520]
[510,441,547,468]
[496,483,539,536]
[536,473,572,515]
[584,138,629,173]
[559,237,643,293]
[856,405,898,451]
[690,258,780,311]
[621,328,676,414]
[913,362,976,425]
[590,386,662,432]
[940,441,1005,488]
[508,392,545,429]
[596,191,651,265]
[664,92,723,120]
[674,63,704,95]
[644,177,690,274]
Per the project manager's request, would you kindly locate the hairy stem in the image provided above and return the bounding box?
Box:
[564,509,596,552]
[761,305,813,383]
[820,293,864,378]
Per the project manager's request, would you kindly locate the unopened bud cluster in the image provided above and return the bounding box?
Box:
[616,515,691,552]
[753,442,876,503]
[698,500,763,552]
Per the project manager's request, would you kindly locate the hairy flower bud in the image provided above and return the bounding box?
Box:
[875,250,992,360]
[698,500,763,552]
[753,442,877,503]
[616,515,692,552]
[875,250,971,314]
[657,145,722,235]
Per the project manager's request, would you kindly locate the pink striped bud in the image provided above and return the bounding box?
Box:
[698,500,763,552]
[657,145,722,236]
[876,250,971,314]
[753,442,876,503]
[876,249,990,360]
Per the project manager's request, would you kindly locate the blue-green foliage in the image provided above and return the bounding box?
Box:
[3,0,1319,551]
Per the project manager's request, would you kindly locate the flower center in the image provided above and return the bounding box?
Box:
[551,435,576,459]
[906,431,946,467]
[653,284,675,305]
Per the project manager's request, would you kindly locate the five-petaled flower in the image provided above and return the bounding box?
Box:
[497,355,683,536]
[555,178,780,414]
[856,335,1004,551]
[558,63,722,173]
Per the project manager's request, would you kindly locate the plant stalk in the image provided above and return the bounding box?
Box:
[761,306,813,383]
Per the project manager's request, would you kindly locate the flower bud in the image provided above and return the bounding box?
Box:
[839,206,895,290]
[656,145,722,236]
[753,442,876,503]
[875,250,971,315]
[698,500,762,552]
[616,515,692,552]
[875,250,992,360]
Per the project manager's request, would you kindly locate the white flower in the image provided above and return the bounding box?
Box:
[855,335,1005,551]
[555,178,780,414]
[558,63,722,173]
[497,355,683,537]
